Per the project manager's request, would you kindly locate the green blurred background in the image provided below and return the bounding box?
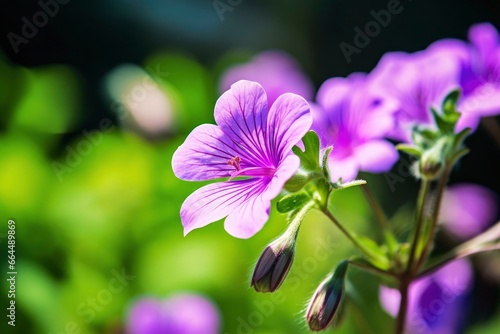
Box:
[0,1,499,333]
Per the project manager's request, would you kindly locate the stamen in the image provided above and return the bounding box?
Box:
[228,156,242,171]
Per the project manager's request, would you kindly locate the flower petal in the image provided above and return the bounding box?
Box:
[224,155,300,239]
[354,140,399,174]
[214,80,269,167]
[180,179,267,236]
[172,124,242,181]
[223,192,270,239]
[266,93,311,164]
[468,22,499,59]
[328,155,359,182]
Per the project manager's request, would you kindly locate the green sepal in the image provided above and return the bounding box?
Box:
[396,144,423,158]
[277,192,312,214]
[334,179,367,190]
[442,89,461,116]
[453,127,471,150]
[322,146,332,180]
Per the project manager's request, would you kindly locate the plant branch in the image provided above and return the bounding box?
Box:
[407,179,431,273]
[415,166,451,271]
[418,221,500,278]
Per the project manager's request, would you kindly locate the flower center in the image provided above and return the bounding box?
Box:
[228,156,242,171]
[227,156,275,180]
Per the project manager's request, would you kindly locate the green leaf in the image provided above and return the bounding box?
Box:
[277,192,312,214]
[292,130,321,172]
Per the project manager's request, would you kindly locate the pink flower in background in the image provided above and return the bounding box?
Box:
[220,50,314,105]
[126,294,220,334]
[312,73,399,181]
[439,183,498,241]
[172,80,311,238]
[380,259,474,334]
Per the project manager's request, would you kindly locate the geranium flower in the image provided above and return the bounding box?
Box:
[219,50,314,105]
[380,259,473,334]
[172,80,311,238]
[312,73,399,181]
[370,22,500,140]
[439,183,498,241]
[369,48,461,142]
[429,22,500,131]
[126,294,220,334]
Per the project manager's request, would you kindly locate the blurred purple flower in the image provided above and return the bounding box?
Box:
[370,22,500,141]
[429,22,500,131]
[439,183,498,241]
[220,50,314,105]
[369,48,461,142]
[172,80,311,238]
[127,294,220,334]
[312,73,399,181]
[380,259,474,334]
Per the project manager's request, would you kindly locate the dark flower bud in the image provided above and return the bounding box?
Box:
[251,225,298,293]
[306,260,348,331]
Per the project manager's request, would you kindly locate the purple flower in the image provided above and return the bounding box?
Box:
[380,259,474,334]
[369,48,461,142]
[219,50,314,105]
[312,73,399,181]
[430,22,500,131]
[172,80,311,238]
[439,183,498,241]
[370,22,500,140]
[126,294,220,334]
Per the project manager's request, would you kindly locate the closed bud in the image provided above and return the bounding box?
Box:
[306,260,348,331]
[419,137,449,180]
[251,226,298,293]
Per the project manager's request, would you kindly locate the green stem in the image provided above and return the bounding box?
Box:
[361,184,398,253]
[407,179,431,273]
[415,166,451,271]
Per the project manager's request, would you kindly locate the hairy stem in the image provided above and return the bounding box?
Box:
[415,166,451,271]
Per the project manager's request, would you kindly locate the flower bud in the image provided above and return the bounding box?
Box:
[306,260,348,331]
[419,137,449,180]
[251,227,298,293]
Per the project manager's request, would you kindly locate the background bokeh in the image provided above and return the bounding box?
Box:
[0,0,499,333]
